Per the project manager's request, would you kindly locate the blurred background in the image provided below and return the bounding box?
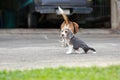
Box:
[0,0,111,29]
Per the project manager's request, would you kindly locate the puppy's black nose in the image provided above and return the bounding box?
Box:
[62,34,64,37]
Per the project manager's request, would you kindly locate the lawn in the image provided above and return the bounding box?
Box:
[0,65,120,80]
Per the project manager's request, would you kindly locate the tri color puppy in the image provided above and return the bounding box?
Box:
[58,6,79,47]
[64,29,96,54]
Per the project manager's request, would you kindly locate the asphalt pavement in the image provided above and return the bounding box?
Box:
[0,29,120,70]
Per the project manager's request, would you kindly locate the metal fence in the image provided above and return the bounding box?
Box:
[92,0,110,17]
[84,0,111,28]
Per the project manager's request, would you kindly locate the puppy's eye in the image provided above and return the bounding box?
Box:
[65,31,68,33]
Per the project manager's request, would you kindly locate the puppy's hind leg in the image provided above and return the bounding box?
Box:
[75,48,84,54]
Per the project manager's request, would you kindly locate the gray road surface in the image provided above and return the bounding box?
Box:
[0,29,120,70]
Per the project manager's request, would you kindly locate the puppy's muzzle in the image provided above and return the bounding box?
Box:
[61,34,64,37]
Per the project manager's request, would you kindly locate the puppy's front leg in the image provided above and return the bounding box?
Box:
[61,37,68,47]
[66,45,73,54]
[61,38,65,47]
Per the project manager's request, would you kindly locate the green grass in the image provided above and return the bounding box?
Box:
[0,65,120,80]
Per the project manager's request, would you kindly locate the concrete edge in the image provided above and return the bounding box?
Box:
[0,29,118,34]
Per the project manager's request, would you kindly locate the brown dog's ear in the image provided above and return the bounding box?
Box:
[72,22,79,34]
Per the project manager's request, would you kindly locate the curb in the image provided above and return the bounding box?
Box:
[0,29,116,34]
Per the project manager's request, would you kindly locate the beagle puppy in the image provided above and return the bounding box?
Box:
[63,29,96,54]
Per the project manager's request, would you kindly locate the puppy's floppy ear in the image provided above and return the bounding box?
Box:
[67,30,74,39]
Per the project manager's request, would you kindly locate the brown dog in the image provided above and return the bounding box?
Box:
[58,6,79,34]
[58,6,79,47]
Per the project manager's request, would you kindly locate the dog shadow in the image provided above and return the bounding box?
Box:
[69,52,96,55]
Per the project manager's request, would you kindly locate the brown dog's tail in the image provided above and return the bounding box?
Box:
[58,6,69,24]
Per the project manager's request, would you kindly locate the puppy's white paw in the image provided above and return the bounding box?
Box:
[66,51,72,54]
[92,51,96,54]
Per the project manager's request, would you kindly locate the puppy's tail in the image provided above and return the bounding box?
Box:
[89,47,96,53]
[58,6,69,24]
